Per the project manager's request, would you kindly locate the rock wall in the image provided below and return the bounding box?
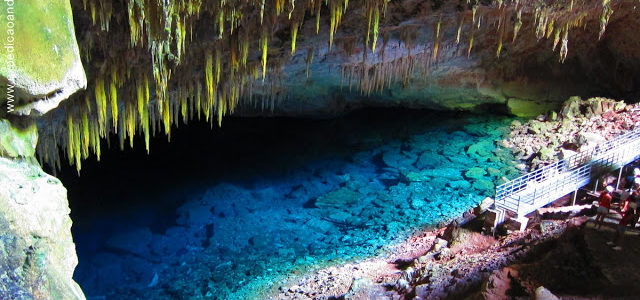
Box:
[0,0,86,117]
[0,121,85,300]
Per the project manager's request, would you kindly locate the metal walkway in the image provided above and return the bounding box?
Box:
[493,125,640,224]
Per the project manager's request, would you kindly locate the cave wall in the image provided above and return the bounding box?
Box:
[0,0,86,117]
[0,121,85,300]
[244,0,640,117]
[0,0,87,298]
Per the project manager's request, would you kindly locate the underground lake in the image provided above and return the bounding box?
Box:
[54,108,520,299]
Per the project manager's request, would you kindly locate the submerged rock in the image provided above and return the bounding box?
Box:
[467,141,495,159]
[406,168,463,182]
[472,179,495,194]
[315,187,361,208]
[464,167,487,179]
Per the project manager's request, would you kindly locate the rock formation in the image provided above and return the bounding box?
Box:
[503,96,640,170]
[0,0,87,298]
[23,0,640,173]
[0,0,86,117]
[0,121,85,300]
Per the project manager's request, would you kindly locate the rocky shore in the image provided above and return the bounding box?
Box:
[270,199,613,299]
[271,188,640,300]
[502,97,640,171]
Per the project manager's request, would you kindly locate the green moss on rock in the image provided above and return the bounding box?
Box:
[0,0,86,116]
[0,119,37,158]
[0,0,78,84]
[507,98,558,117]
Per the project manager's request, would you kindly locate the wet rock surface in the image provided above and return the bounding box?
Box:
[0,157,84,300]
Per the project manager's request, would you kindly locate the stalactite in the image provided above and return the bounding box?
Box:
[205,50,214,122]
[600,0,613,39]
[456,15,464,44]
[371,5,380,53]
[196,81,202,119]
[109,73,118,132]
[306,47,314,78]
[261,35,269,81]
[560,24,569,62]
[291,21,299,54]
[41,0,634,173]
[66,114,74,166]
[315,1,321,34]
[81,110,90,159]
[512,9,522,42]
[94,76,107,136]
[433,15,441,60]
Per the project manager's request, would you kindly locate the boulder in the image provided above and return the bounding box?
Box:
[487,167,502,178]
[578,131,606,147]
[0,157,85,300]
[304,218,334,234]
[382,149,417,170]
[1,0,86,116]
[538,146,556,161]
[535,286,560,300]
[471,198,493,217]
[559,96,583,120]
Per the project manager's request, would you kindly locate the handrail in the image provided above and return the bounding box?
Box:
[495,124,640,216]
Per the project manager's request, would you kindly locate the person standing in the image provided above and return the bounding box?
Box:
[608,205,639,251]
[595,186,614,230]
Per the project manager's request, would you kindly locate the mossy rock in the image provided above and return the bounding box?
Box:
[539,146,556,161]
[0,0,86,116]
[560,96,583,119]
[507,98,557,117]
[0,119,37,158]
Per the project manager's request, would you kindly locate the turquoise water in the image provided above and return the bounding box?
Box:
[60,109,520,299]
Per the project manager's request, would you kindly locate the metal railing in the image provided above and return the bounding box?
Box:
[495,125,640,217]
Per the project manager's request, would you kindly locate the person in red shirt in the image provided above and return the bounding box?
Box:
[608,205,639,250]
[595,186,614,230]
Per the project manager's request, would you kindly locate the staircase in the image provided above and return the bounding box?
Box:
[493,125,640,226]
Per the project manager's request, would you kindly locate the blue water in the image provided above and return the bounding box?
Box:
[58,109,521,299]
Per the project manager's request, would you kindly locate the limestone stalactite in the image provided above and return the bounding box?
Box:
[35,0,637,173]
